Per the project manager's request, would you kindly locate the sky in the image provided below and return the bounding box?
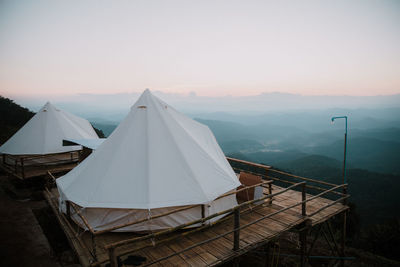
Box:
[0,0,399,98]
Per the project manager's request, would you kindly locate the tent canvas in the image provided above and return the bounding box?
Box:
[63,138,106,150]
[57,89,240,232]
[0,102,99,155]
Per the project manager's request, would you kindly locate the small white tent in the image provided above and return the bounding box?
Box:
[57,89,240,232]
[0,102,99,155]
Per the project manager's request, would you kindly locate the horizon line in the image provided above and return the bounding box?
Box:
[2,90,400,99]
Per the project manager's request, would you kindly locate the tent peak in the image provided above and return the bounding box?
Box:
[42,101,60,112]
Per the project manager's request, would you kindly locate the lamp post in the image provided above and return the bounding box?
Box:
[331,116,348,266]
[331,116,347,185]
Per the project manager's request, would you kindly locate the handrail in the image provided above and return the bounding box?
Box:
[93,204,198,235]
[104,181,349,265]
[303,184,347,203]
[268,168,339,187]
[226,157,271,169]
[120,184,349,267]
[91,204,261,267]
[69,202,96,234]
[231,166,346,196]
[105,181,305,249]
[92,180,273,235]
[102,182,307,267]
[308,195,350,217]
[141,201,305,267]
[5,150,80,160]
[227,156,340,188]
[51,156,350,267]
[105,182,305,249]
[3,152,79,165]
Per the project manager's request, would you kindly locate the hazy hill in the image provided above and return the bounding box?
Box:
[219,139,265,154]
[193,117,400,175]
[193,107,400,131]
[91,122,116,137]
[15,92,400,118]
[0,96,34,145]
[274,154,343,174]
[195,119,257,142]
[310,137,400,175]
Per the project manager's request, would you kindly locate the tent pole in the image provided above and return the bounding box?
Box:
[201,205,205,226]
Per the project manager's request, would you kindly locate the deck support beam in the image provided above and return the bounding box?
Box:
[341,186,348,267]
[307,224,322,258]
[263,243,270,267]
[322,225,338,257]
[327,221,341,256]
[108,247,117,267]
[299,225,308,267]
[341,211,347,267]
[300,182,308,267]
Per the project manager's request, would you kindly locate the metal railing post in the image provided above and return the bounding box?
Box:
[301,182,306,216]
[268,183,273,205]
[20,158,25,179]
[14,157,18,173]
[66,201,71,218]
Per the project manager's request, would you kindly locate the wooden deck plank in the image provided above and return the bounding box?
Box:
[140,245,189,267]
[167,240,208,266]
[187,231,232,262]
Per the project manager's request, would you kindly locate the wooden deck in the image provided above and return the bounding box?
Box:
[44,182,348,267]
[0,152,79,179]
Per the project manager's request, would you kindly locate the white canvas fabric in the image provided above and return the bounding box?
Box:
[62,194,237,232]
[57,89,240,231]
[63,138,106,150]
[0,102,99,155]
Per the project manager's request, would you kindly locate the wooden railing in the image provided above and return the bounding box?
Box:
[90,181,348,267]
[88,181,305,266]
[227,157,347,199]
[49,157,349,267]
[2,152,79,179]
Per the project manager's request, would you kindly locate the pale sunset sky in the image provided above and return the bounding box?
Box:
[0,0,399,98]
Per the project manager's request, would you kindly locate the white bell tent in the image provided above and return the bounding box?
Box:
[56,89,240,232]
[0,102,99,155]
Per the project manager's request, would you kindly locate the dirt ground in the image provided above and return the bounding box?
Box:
[0,173,79,267]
